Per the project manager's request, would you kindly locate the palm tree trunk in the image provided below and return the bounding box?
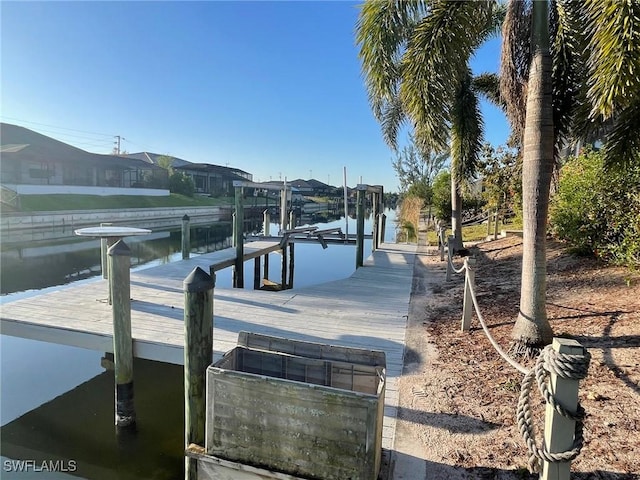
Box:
[511,0,554,352]
[451,178,464,250]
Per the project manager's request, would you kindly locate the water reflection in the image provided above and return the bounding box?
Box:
[0,210,397,480]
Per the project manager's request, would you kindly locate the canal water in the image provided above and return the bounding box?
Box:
[0,209,398,479]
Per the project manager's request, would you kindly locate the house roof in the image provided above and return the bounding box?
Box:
[0,123,164,171]
[125,151,252,178]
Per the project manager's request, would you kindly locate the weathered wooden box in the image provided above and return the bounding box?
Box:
[204,332,386,480]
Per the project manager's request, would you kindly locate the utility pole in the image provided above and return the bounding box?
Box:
[114,135,125,155]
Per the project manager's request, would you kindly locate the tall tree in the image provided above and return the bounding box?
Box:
[357,0,503,249]
[501,0,640,353]
[359,0,640,355]
[392,135,448,195]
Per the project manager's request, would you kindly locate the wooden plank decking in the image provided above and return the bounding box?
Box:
[0,241,417,449]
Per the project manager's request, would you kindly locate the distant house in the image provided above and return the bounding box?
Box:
[289,179,314,196]
[0,123,168,191]
[306,179,334,196]
[125,152,253,197]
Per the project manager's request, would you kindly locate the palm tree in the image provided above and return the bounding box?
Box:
[356,0,503,249]
[359,0,640,356]
[501,0,640,354]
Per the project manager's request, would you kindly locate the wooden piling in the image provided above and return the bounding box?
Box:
[108,240,135,429]
[182,214,191,260]
[287,242,295,289]
[371,192,379,251]
[183,267,215,480]
[264,254,270,281]
[379,213,386,245]
[541,339,587,480]
[289,210,295,229]
[233,186,244,288]
[356,188,365,269]
[254,257,261,290]
[100,222,113,279]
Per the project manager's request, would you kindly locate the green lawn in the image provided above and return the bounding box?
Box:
[17,194,235,212]
[426,219,523,244]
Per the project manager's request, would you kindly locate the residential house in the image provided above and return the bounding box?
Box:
[126,152,253,197]
[0,123,168,190]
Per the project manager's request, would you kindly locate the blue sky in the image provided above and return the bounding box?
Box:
[1,1,510,192]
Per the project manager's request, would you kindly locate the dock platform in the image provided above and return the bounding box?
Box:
[0,241,417,449]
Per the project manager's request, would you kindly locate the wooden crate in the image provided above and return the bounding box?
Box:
[204,332,386,480]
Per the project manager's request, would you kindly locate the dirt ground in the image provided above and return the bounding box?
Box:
[393,234,640,480]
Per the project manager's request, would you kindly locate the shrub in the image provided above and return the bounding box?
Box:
[398,195,423,242]
[550,149,640,267]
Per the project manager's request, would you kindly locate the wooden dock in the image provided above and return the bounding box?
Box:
[0,241,416,450]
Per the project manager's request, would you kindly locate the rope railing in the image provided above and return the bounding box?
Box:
[440,250,591,478]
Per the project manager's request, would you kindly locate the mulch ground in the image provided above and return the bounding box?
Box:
[398,235,639,479]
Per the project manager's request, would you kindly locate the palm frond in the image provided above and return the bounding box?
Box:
[500,0,532,143]
[473,72,504,109]
[451,69,484,186]
[602,101,640,170]
[551,0,584,150]
[378,94,407,151]
[584,0,640,121]
[401,0,494,152]
[356,1,426,119]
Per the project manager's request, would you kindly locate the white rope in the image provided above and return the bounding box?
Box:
[466,273,530,375]
[446,247,466,274]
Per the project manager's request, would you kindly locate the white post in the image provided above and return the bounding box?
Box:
[439,227,445,261]
[461,257,476,331]
[263,209,270,237]
[445,235,455,281]
[343,167,349,238]
[541,338,587,480]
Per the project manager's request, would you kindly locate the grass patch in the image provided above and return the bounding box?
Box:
[18,194,235,212]
[426,218,523,244]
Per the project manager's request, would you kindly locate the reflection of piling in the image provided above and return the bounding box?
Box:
[233,186,244,288]
[182,215,191,260]
[183,267,215,480]
[287,242,295,289]
[356,188,365,268]
[108,240,136,429]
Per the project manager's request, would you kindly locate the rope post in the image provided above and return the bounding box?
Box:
[438,227,445,261]
[541,338,588,480]
[263,209,270,237]
[108,240,136,429]
[182,214,190,260]
[183,267,215,480]
[445,235,455,281]
[461,257,476,332]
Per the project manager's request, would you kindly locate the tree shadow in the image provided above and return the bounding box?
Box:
[397,406,500,433]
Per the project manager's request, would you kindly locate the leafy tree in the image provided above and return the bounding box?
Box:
[431,171,452,222]
[550,149,640,267]
[156,155,175,173]
[479,143,521,220]
[169,172,195,197]
[501,0,640,353]
[392,136,448,203]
